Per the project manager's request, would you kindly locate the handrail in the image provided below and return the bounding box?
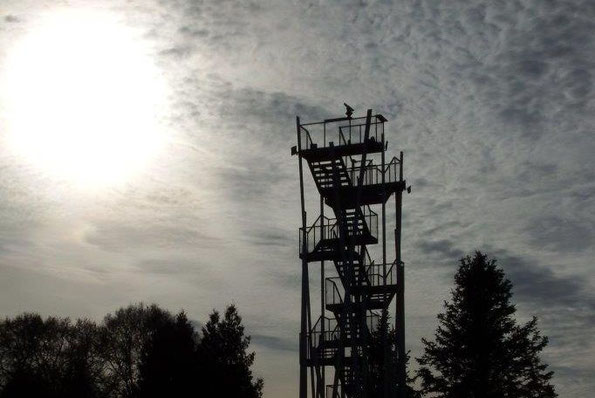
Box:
[339,122,381,146]
[300,126,314,150]
[365,259,399,287]
[309,312,382,351]
[309,316,340,350]
[343,312,382,336]
[299,115,386,151]
[325,278,343,306]
[359,205,378,240]
[299,215,338,255]
[348,156,401,186]
[299,209,378,255]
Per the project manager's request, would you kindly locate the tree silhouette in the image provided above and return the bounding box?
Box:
[137,312,198,397]
[367,310,420,398]
[61,319,105,398]
[368,310,393,398]
[0,304,263,398]
[417,251,557,398]
[198,305,263,398]
[100,304,163,397]
[0,314,101,398]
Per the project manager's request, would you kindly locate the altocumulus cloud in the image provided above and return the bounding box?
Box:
[1,0,594,397]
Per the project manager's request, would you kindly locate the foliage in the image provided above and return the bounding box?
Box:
[417,251,557,398]
[0,314,103,398]
[137,312,198,397]
[100,304,173,397]
[198,305,264,398]
[0,304,262,398]
[367,310,420,398]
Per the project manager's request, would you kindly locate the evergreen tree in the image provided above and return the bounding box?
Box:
[367,310,420,398]
[197,305,263,398]
[417,251,556,398]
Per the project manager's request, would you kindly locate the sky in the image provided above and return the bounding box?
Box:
[1,0,594,397]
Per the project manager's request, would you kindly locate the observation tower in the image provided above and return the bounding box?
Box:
[292,106,410,398]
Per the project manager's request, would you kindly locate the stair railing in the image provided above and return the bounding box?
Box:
[325,277,344,307]
[347,156,401,187]
[299,215,338,256]
[365,259,399,287]
[309,316,341,359]
[360,205,378,240]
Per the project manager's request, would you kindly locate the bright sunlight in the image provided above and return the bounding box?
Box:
[0,8,167,187]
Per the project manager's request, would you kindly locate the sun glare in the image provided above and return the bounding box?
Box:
[1,8,167,187]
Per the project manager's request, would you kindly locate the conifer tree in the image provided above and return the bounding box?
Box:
[417,252,556,398]
[197,305,263,398]
[367,310,420,398]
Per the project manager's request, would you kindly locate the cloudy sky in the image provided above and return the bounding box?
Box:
[1,0,594,396]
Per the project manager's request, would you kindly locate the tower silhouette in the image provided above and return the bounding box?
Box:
[292,107,409,398]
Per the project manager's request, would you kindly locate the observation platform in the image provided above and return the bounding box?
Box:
[299,138,384,162]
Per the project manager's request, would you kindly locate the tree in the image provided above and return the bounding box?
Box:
[61,319,105,398]
[417,251,557,398]
[0,314,101,398]
[0,304,264,398]
[368,310,393,398]
[100,303,185,398]
[137,312,199,398]
[197,305,263,398]
[367,310,420,398]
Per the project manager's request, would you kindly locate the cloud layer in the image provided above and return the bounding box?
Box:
[1,1,594,397]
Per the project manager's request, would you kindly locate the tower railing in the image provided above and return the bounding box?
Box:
[359,205,378,240]
[299,209,378,256]
[325,277,344,307]
[348,156,401,186]
[365,260,400,287]
[298,115,385,150]
[309,316,340,355]
[298,215,338,256]
[338,121,382,146]
[338,312,381,339]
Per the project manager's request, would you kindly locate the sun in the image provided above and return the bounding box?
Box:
[1,8,167,187]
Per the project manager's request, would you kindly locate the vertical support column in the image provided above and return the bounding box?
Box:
[297,116,310,398]
[381,132,390,398]
[320,196,326,398]
[395,151,406,398]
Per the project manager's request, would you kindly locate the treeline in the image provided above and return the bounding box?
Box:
[0,252,558,398]
[0,304,263,398]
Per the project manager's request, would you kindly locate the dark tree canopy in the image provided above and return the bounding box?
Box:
[0,314,103,398]
[368,310,394,398]
[367,310,420,398]
[417,251,557,398]
[198,305,263,398]
[100,303,178,397]
[0,304,262,398]
[138,311,198,398]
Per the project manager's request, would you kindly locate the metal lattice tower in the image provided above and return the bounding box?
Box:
[292,107,409,398]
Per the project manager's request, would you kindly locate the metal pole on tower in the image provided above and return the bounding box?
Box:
[395,151,406,398]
